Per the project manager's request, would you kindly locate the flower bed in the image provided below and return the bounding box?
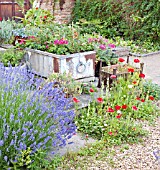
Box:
[0,64,76,169]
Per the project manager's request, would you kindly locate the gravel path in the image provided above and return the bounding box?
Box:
[70,117,160,170]
[111,117,160,170]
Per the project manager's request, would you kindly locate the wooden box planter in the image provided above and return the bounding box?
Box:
[25,49,96,79]
[98,57,144,88]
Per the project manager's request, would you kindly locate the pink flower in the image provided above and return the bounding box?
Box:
[134,59,140,63]
[97,97,103,103]
[107,108,114,112]
[108,132,112,136]
[132,106,138,111]
[73,97,80,103]
[19,39,25,44]
[110,75,116,79]
[88,38,93,43]
[99,44,106,50]
[0,17,3,21]
[44,15,47,19]
[54,39,59,45]
[108,43,116,48]
[46,45,49,49]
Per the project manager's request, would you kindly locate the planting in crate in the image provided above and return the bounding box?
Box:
[98,56,144,88]
[25,49,96,79]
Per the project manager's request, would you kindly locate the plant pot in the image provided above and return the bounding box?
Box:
[25,49,96,79]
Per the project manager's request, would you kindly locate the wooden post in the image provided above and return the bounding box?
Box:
[127,55,130,64]
[97,60,102,88]
[140,63,144,73]
[109,68,117,89]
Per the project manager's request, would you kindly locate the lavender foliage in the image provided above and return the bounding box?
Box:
[0,63,76,168]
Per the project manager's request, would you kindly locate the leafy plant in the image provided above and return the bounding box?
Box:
[0,64,76,169]
[46,72,82,98]
[23,8,54,26]
[75,70,159,145]
[142,80,160,100]
[72,0,160,44]
[0,19,13,44]
[0,49,25,66]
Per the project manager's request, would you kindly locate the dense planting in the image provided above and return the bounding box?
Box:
[0,64,76,169]
[72,0,160,46]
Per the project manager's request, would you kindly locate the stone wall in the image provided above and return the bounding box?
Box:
[38,0,75,24]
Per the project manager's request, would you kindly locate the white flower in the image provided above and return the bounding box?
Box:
[117,110,122,114]
[128,85,133,88]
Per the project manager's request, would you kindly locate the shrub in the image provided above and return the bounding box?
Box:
[0,64,76,169]
[0,19,13,44]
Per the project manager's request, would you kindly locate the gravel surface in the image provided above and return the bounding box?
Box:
[58,116,160,170]
[111,117,160,170]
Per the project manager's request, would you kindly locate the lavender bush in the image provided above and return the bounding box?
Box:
[0,63,76,169]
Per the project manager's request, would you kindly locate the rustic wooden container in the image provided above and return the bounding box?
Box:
[25,49,96,79]
[98,56,144,88]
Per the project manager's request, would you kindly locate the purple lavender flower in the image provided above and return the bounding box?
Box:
[4,156,8,162]
[0,140,4,146]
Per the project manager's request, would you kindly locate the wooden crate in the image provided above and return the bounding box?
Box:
[98,58,144,88]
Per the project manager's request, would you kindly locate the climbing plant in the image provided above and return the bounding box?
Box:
[72,0,160,43]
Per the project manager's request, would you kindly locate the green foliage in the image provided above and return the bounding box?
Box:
[0,49,25,66]
[0,19,13,44]
[46,73,82,97]
[72,0,160,43]
[143,81,160,100]
[23,8,54,26]
[75,72,158,145]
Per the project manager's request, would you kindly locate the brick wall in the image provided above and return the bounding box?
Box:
[39,0,75,24]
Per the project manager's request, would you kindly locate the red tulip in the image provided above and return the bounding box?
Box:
[73,97,80,103]
[107,108,114,112]
[128,68,134,73]
[89,88,94,93]
[97,97,103,103]
[115,105,121,110]
[122,105,127,109]
[141,99,145,102]
[134,58,140,63]
[149,96,154,101]
[118,58,125,62]
[139,73,145,78]
[116,114,122,119]
[132,81,137,84]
